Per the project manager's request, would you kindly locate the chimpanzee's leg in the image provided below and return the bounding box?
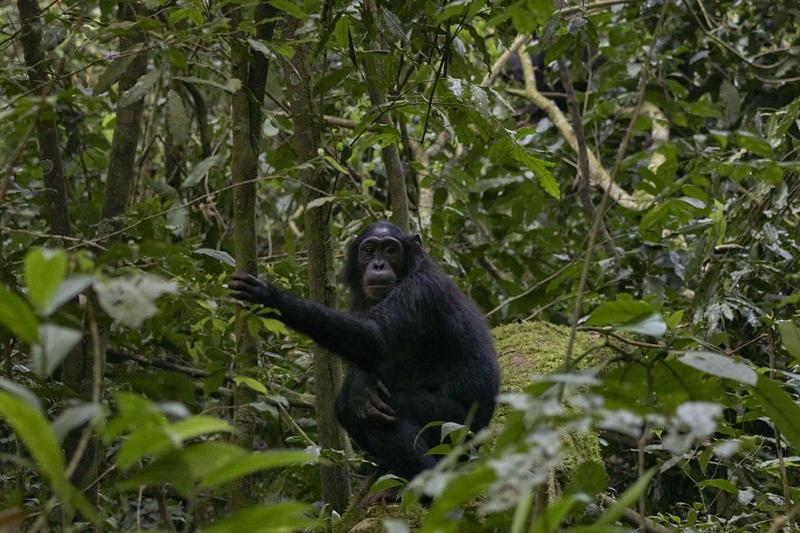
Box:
[361,390,467,480]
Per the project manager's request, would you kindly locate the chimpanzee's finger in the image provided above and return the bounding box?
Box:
[231,271,259,285]
[227,279,249,291]
[368,394,396,417]
[365,405,396,425]
[231,290,259,303]
[376,379,391,399]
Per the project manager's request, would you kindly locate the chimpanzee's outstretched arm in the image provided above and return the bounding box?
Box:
[229,272,383,367]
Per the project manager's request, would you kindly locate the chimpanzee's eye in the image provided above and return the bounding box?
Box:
[362,243,375,254]
[384,243,399,256]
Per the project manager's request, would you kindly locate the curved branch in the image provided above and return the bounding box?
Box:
[516,50,653,211]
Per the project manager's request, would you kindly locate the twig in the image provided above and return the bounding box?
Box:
[557,57,620,267]
[768,507,800,533]
[599,494,670,533]
[108,348,315,409]
[486,258,578,317]
[560,0,671,393]
[516,50,651,210]
[0,120,36,204]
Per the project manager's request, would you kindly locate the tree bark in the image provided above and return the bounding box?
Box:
[283,18,352,513]
[62,1,147,495]
[98,1,148,235]
[228,1,276,507]
[361,0,409,232]
[16,0,72,239]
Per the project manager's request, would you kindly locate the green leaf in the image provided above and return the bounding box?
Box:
[119,69,160,108]
[24,248,67,313]
[0,285,39,344]
[596,468,655,526]
[585,297,653,327]
[531,494,582,533]
[679,351,758,386]
[166,89,190,146]
[370,474,406,493]
[234,376,268,394]
[777,320,800,363]
[751,375,800,450]
[269,0,307,20]
[43,275,95,316]
[511,143,559,199]
[617,313,667,337]
[698,478,738,494]
[0,391,94,519]
[169,415,233,441]
[30,324,83,378]
[116,426,174,469]
[184,155,219,187]
[205,503,318,532]
[306,196,336,210]
[200,450,316,489]
[734,131,774,158]
[194,248,235,266]
[173,76,239,94]
[93,52,138,94]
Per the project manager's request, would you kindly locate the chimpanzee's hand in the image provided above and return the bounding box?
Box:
[351,374,396,427]
[228,271,276,306]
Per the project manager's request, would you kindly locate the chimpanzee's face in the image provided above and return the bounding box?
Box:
[358,225,405,301]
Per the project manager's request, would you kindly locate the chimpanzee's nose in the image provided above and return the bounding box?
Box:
[373,259,385,270]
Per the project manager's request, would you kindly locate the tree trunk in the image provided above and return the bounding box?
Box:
[16,0,72,239]
[228,2,276,507]
[62,1,147,495]
[283,18,352,513]
[98,1,148,235]
[361,0,409,232]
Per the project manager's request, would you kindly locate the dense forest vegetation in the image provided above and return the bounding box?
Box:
[2,0,800,531]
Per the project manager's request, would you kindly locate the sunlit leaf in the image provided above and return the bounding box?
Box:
[30,324,83,378]
[679,351,758,386]
[205,503,318,532]
[0,391,94,519]
[0,286,39,344]
[24,248,67,313]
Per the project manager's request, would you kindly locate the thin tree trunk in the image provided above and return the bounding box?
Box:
[361,0,409,232]
[228,1,276,507]
[98,1,148,235]
[16,0,72,239]
[283,18,352,513]
[63,1,147,495]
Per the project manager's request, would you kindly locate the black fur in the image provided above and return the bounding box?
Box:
[229,221,501,479]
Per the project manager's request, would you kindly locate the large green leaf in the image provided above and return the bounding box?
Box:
[24,248,67,313]
[777,320,800,363]
[586,297,664,336]
[0,392,94,519]
[751,375,800,450]
[205,503,318,532]
[679,351,758,386]
[43,275,95,316]
[0,285,39,344]
[199,450,317,489]
[30,324,83,378]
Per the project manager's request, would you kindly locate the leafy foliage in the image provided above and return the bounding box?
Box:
[1,0,800,530]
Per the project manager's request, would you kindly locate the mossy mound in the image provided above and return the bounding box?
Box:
[334,501,425,533]
[493,321,605,481]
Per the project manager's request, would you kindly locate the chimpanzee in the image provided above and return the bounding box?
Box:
[229,221,500,481]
